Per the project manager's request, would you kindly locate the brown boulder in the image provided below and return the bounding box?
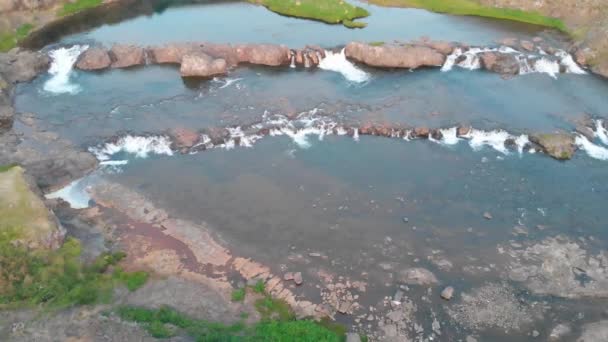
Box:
[170,128,199,149]
[344,42,446,69]
[480,52,520,75]
[75,47,111,70]
[235,44,290,66]
[530,133,577,160]
[520,40,535,52]
[148,43,195,64]
[413,127,430,138]
[457,125,471,136]
[110,44,146,68]
[295,50,304,65]
[423,40,455,55]
[180,52,227,78]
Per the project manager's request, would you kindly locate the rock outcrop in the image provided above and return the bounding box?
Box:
[75,47,111,70]
[109,44,146,68]
[344,42,446,69]
[180,52,227,77]
[530,133,576,160]
[236,44,290,66]
[0,166,64,249]
[480,52,520,75]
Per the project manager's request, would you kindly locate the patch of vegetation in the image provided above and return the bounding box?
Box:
[252,279,265,294]
[114,268,149,292]
[0,232,148,309]
[254,296,295,321]
[369,41,385,46]
[231,288,246,302]
[117,305,344,341]
[0,164,18,173]
[368,0,567,32]
[249,0,369,28]
[58,0,103,17]
[0,23,33,53]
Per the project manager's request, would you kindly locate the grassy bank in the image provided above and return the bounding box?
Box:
[0,232,148,309]
[368,0,567,31]
[58,0,103,16]
[0,23,33,52]
[248,0,369,28]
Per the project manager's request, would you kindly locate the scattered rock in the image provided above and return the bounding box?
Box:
[466,336,478,342]
[457,125,471,136]
[283,272,294,281]
[402,217,409,223]
[440,286,455,300]
[293,272,303,285]
[532,330,540,337]
[344,42,446,69]
[549,323,571,340]
[398,268,439,286]
[530,133,576,160]
[109,44,146,68]
[180,52,227,78]
[483,212,493,220]
[346,332,361,342]
[413,127,430,138]
[75,47,111,70]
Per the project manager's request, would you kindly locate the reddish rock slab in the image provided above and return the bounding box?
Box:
[180,52,227,78]
[345,42,446,69]
[235,44,290,66]
[110,44,146,68]
[170,127,200,149]
[75,47,111,70]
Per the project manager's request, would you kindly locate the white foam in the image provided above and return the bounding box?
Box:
[429,127,460,145]
[43,45,88,95]
[532,58,560,79]
[463,129,511,154]
[594,120,608,146]
[218,77,243,89]
[46,178,92,209]
[319,49,370,83]
[514,135,530,154]
[556,50,587,74]
[90,135,173,161]
[441,48,462,72]
[575,135,608,160]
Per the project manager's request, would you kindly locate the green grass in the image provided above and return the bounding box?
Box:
[252,279,266,294]
[58,0,103,16]
[254,296,295,321]
[249,0,369,28]
[0,23,33,52]
[117,305,344,341]
[368,0,567,32]
[231,288,246,302]
[0,232,148,308]
[0,164,18,173]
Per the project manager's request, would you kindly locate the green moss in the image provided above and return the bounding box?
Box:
[58,0,103,16]
[249,0,369,28]
[117,305,344,341]
[368,0,567,32]
[0,234,148,308]
[0,23,33,53]
[231,288,246,302]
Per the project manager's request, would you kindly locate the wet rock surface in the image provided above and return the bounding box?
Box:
[109,44,146,68]
[577,320,608,342]
[398,267,439,286]
[480,52,520,75]
[180,52,227,77]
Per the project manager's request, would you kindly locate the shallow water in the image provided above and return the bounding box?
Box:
[15,0,608,340]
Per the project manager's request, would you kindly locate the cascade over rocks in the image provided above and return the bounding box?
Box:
[75,47,111,70]
[344,42,446,69]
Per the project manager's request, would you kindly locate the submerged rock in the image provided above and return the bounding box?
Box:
[506,236,608,298]
[109,44,146,68]
[398,267,438,286]
[447,283,536,331]
[530,133,576,160]
[180,53,227,78]
[440,286,455,300]
[549,323,572,340]
[577,320,608,342]
[0,166,64,250]
[75,47,111,70]
[344,42,446,69]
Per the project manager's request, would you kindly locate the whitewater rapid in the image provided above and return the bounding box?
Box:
[43,45,88,95]
[318,49,370,83]
[441,46,586,79]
